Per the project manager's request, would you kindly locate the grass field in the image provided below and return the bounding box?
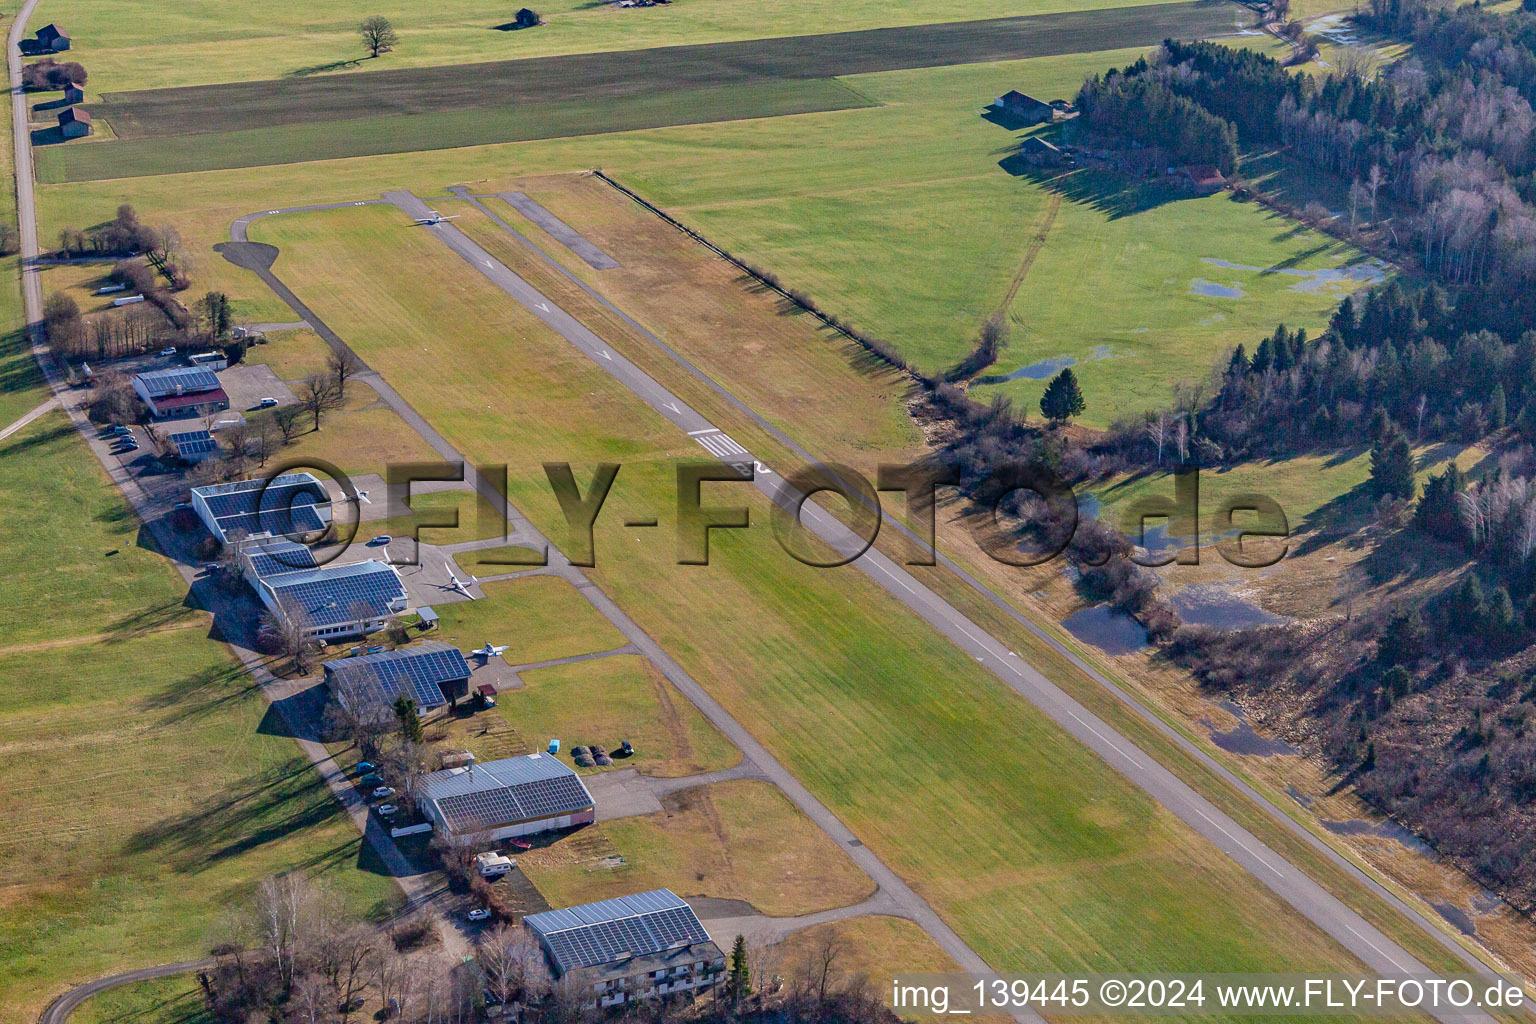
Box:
[507,654,741,778]
[522,780,875,917]
[0,417,400,1022]
[40,3,1245,182]
[39,0,1210,93]
[243,203,1384,987]
[240,327,333,380]
[430,576,628,665]
[38,80,875,182]
[36,46,1366,426]
[0,411,192,646]
[250,377,440,481]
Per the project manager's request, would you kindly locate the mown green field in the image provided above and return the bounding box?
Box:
[37,80,874,182]
[506,654,740,778]
[38,45,1363,426]
[430,576,628,664]
[243,203,1379,988]
[0,418,400,1024]
[70,976,210,1024]
[39,0,1189,93]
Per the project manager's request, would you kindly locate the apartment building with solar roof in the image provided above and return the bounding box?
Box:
[415,753,595,843]
[523,890,725,1007]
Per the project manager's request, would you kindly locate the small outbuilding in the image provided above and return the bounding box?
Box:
[56,106,90,138]
[61,82,82,104]
[1020,135,1067,166]
[35,24,69,51]
[1181,164,1227,194]
[993,90,1053,125]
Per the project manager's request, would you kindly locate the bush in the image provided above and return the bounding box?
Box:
[21,58,85,90]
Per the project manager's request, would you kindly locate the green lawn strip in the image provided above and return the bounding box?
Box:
[39,79,874,183]
[250,208,1379,988]
[430,575,627,665]
[0,627,401,1024]
[505,654,740,779]
[0,411,190,646]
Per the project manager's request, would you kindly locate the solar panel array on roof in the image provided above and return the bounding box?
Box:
[434,773,591,832]
[323,643,469,711]
[268,560,406,628]
[198,477,328,521]
[168,429,219,456]
[215,504,326,541]
[135,366,220,397]
[524,890,711,973]
[244,540,319,580]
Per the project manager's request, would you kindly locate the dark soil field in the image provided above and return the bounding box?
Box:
[89,0,1241,139]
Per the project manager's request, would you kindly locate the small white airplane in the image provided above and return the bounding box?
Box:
[418,210,461,226]
[472,642,509,659]
[354,489,372,505]
[446,567,480,599]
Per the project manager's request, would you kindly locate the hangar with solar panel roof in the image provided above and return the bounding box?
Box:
[165,429,219,463]
[190,472,332,545]
[323,642,471,712]
[523,889,725,1007]
[416,753,595,843]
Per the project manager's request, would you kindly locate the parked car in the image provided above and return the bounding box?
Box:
[467,908,492,922]
[257,397,279,408]
[507,837,533,851]
[377,803,399,817]
[108,425,132,436]
[371,786,395,800]
[360,772,382,786]
[174,502,193,511]
[159,346,177,357]
[367,535,392,546]
[355,761,376,774]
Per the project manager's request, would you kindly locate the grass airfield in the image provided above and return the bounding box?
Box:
[237,198,1382,987]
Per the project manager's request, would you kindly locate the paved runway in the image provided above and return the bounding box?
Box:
[369,188,1501,1022]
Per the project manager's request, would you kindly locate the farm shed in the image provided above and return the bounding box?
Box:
[35,24,69,50]
[61,82,82,104]
[56,106,90,137]
[993,89,1053,124]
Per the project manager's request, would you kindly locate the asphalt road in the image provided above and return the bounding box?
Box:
[363,188,1503,1023]
[34,959,214,1024]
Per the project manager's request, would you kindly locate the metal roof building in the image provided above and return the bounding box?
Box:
[323,642,471,712]
[190,473,332,544]
[260,559,408,639]
[132,366,229,420]
[416,753,594,842]
[524,890,725,1006]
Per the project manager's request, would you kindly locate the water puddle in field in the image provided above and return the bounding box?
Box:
[980,346,1117,384]
[1190,278,1245,299]
[1322,817,1434,856]
[1204,699,1299,757]
[1061,604,1149,655]
[1201,257,1388,295]
[1170,583,1287,630]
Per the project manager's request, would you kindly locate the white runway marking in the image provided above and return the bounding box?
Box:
[693,430,748,458]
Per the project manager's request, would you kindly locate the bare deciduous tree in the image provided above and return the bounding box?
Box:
[275,403,305,444]
[327,348,365,403]
[359,16,397,58]
[299,374,343,431]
